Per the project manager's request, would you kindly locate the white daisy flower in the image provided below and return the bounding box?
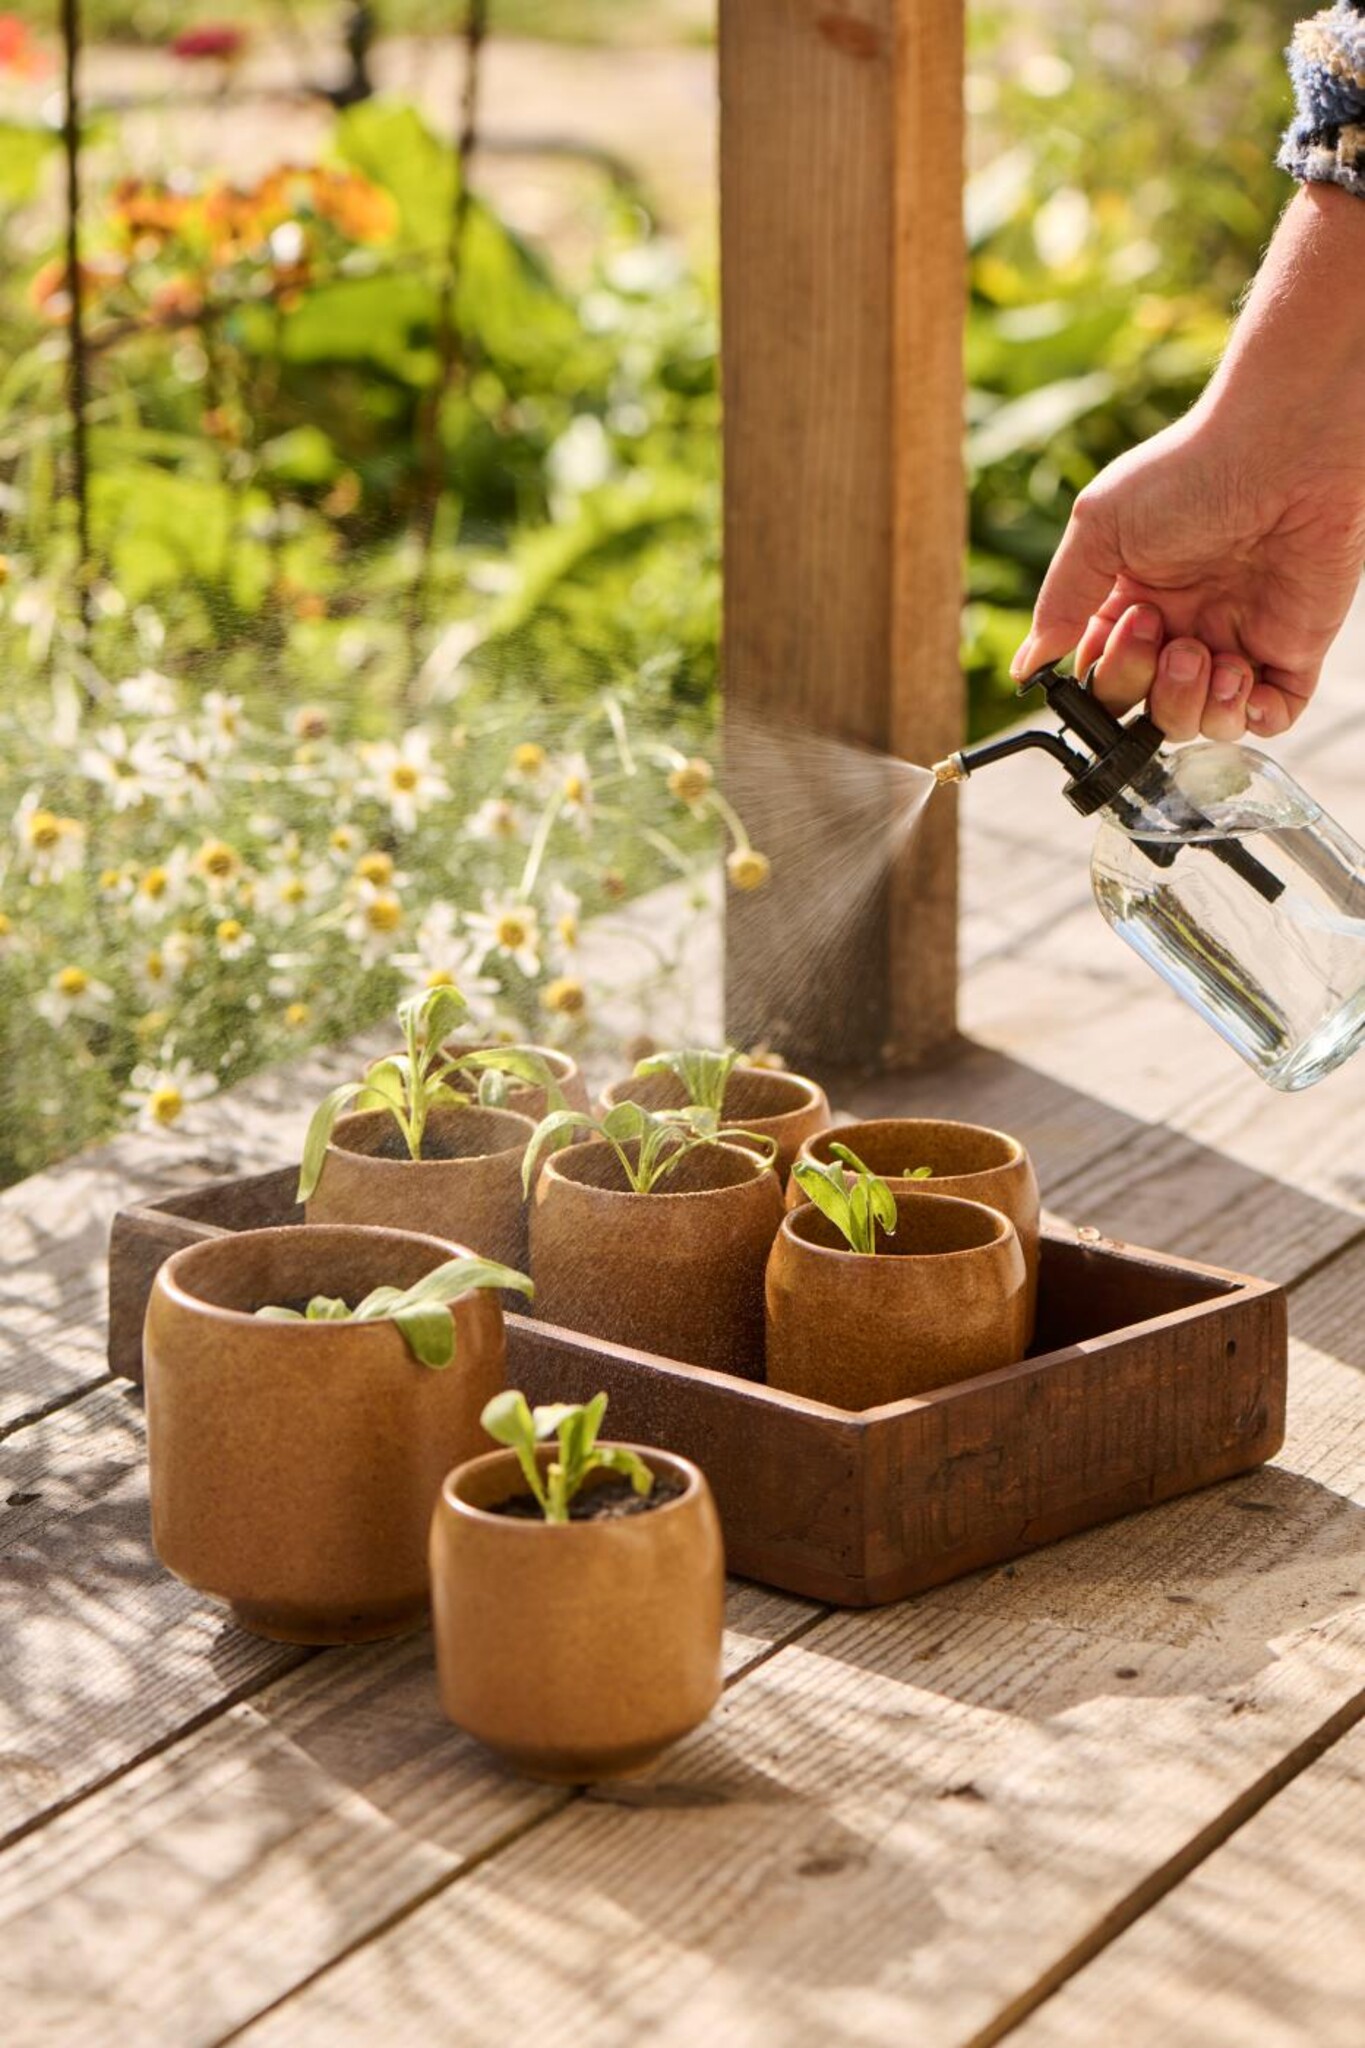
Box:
[157,727,218,816]
[14,791,85,884]
[129,847,193,926]
[344,880,406,968]
[466,895,542,979]
[466,797,529,845]
[201,690,244,757]
[357,730,450,834]
[79,724,164,812]
[558,753,594,835]
[121,1057,217,1134]
[214,916,255,962]
[117,668,180,718]
[258,861,332,921]
[547,881,581,961]
[35,964,113,1029]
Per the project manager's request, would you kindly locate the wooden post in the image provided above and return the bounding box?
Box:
[720,0,964,1075]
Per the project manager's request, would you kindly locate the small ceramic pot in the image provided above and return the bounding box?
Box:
[430,1445,724,1781]
[145,1224,506,1644]
[790,1117,1041,1337]
[530,1138,785,1376]
[766,1191,1028,1409]
[442,1041,592,1122]
[306,1103,535,1270]
[600,1064,830,1177]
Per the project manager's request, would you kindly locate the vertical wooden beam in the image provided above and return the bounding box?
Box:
[720,0,964,1075]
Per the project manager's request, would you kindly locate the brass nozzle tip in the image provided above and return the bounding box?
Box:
[932,755,965,785]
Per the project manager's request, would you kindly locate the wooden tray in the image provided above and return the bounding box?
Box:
[108,1167,1288,1607]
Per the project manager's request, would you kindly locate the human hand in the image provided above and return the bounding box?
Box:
[1011,185,1365,742]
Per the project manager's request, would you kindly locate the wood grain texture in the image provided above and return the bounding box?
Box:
[720,0,963,1069]
[227,1243,1365,2048]
[1008,1722,1365,2048]
[0,1561,815,2048]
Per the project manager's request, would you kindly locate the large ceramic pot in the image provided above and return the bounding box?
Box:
[790,1117,1041,1338]
[529,1138,785,1376]
[145,1224,507,1644]
[442,1041,591,1122]
[431,1445,724,1781]
[306,1103,535,1270]
[600,1064,830,1178]
[766,1191,1028,1409]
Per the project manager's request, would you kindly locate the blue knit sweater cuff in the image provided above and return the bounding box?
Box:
[1279,3,1365,196]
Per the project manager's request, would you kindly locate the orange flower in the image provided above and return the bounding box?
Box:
[149,273,206,326]
[111,178,191,244]
[309,168,398,244]
[0,16,50,77]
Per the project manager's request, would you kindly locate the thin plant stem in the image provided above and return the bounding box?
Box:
[59,0,92,630]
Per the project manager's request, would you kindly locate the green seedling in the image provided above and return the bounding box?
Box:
[256,1254,533,1368]
[632,1045,741,1129]
[903,1165,933,1180]
[791,1142,898,1256]
[521,1098,777,1197]
[298,984,562,1199]
[481,1390,653,1523]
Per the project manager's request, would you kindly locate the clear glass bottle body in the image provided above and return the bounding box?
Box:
[1090,742,1365,1090]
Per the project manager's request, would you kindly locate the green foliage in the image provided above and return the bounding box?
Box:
[256,1253,533,1368]
[297,985,560,1199]
[632,1044,739,1120]
[521,1097,776,1196]
[480,1388,654,1523]
[791,1143,898,1256]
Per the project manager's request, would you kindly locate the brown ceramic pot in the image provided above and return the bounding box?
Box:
[145,1224,507,1644]
[430,1445,724,1781]
[766,1191,1028,1410]
[306,1103,535,1270]
[442,1041,591,1122]
[529,1139,785,1376]
[790,1116,1041,1338]
[600,1064,830,1177]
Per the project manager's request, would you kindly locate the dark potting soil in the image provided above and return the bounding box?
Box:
[372,1127,468,1162]
[489,1474,686,1523]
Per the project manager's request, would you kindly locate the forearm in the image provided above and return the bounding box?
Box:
[1192,183,1365,481]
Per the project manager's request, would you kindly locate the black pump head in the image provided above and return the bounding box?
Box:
[932,661,1162,816]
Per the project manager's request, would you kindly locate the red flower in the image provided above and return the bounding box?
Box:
[0,15,49,76]
[170,24,247,61]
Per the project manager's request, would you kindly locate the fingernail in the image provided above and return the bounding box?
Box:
[1132,607,1161,644]
[1009,640,1036,682]
[1210,660,1247,704]
[1166,642,1204,685]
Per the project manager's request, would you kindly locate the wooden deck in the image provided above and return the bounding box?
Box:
[6,609,1365,2044]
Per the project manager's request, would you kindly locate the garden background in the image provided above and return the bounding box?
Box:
[0,0,1301,1185]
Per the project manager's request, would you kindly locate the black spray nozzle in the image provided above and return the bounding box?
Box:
[932,658,1285,907]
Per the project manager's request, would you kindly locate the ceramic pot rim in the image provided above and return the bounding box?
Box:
[328,1102,535,1171]
[541,1136,777,1203]
[799,1116,1026,1181]
[156,1221,475,1333]
[602,1067,825,1124]
[782,1191,1016,1265]
[441,1443,704,1527]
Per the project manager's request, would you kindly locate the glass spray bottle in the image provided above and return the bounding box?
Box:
[934,661,1365,1091]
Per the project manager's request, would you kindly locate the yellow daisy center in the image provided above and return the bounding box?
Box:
[56,965,88,997]
[496,913,529,949]
[216,918,244,946]
[0,912,11,938]
[668,759,713,806]
[148,1085,184,1127]
[365,894,402,934]
[330,826,356,853]
[727,847,772,892]
[281,876,308,905]
[285,1001,310,1028]
[556,912,579,946]
[563,775,587,804]
[98,868,122,892]
[542,977,586,1017]
[141,866,168,899]
[425,968,456,988]
[27,810,62,850]
[355,851,393,886]
[389,763,420,793]
[512,743,545,776]
[145,951,166,982]
[198,840,238,880]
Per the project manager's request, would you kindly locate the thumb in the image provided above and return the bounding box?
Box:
[1010,495,1123,681]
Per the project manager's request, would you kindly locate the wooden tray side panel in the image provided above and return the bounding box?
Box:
[107,1210,230,1384]
[857,1283,1288,1606]
[508,1319,864,1594]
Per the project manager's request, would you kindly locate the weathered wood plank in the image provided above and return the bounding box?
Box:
[226,1242,1365,2048]
[720,0,963,1069]
[1008,1717,1365,2048]
[0,1556,816,2048]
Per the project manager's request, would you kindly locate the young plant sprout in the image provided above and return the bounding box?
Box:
[481,1389,653,1524]
[521,1098,778,1197]
[903,1165,933,1180]
[790,1143,898,1256]
[297,984,562,1199]
[632,1045,740,1127]
[255,1255,533,1368]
